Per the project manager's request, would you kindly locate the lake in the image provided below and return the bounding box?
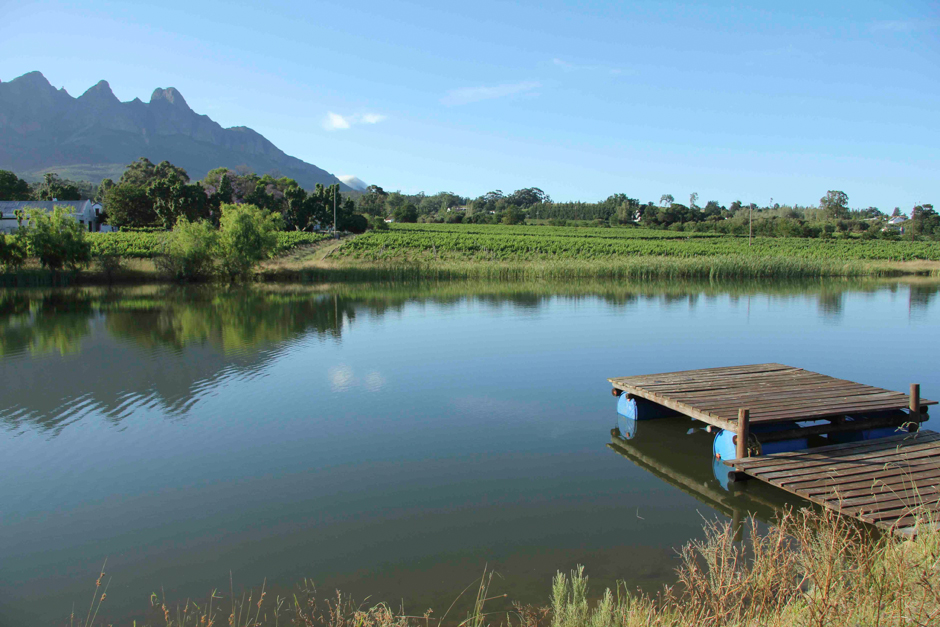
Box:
[1,279,938,625]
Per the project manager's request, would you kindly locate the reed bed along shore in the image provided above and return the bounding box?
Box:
[3,242,940,287]
[70,507,940,627]
[260,255,936,284]
[4,255,923,287]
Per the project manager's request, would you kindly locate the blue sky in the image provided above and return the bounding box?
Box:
[2,0,938,208]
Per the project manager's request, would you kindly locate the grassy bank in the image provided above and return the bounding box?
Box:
[261,256,931,282]
[73,507,940,627]
[262,223,940,281]
[3,253,938,287]
[4,224,940,285]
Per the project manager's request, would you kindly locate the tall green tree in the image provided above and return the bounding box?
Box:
[104,183,158,228]
[120,158,188,188]
[358,185,388,216]
[36,173,81,200]
[95,178,115,204]
[393,203,418,223]
[147,173,208,228]
[215,173,234,204]
[282,183,311,230]
[119,158,158,187]
[820,190,850,220]
[0,170,32,200]
[911,204,938,237]
[507,188,549,208]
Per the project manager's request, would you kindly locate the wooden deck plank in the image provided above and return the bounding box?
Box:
[671,383,895,404]
[731,432,934,465]
[609,364,934,432]
[731,433,940,471]
[607,364,936,533]
[829,486,940,510]
[786,462,940,494]
[740,443,940,480]
[795,465,940,495]
[760,441,940,472]
[700,393,911,415]
[727,430,940,533]
[738,398,922,420]
[609,363,794,382]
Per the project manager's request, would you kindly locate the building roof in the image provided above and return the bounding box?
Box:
[0,200,98,218]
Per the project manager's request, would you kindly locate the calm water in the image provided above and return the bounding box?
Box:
[1,280,938,625]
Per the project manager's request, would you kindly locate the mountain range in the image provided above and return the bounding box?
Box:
[0,71,352,190]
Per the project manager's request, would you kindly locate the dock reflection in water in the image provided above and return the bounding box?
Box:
[608,414,796,537]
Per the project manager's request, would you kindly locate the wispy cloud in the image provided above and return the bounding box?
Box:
[322,111,387,131]
[324,112,351,130]
[553,57,626,76]
[441,81,540,106]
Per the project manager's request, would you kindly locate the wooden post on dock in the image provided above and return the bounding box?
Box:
[911,384,921,421]
[736,408,750,459]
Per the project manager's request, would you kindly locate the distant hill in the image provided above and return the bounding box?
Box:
[0,71,351,191]
[338,175,368,191]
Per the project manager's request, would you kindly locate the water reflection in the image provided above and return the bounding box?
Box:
[607,416,791,533]
[0,291,94,356]
[2,279,939,436]
[911,283,939,312]
[2,278,939,626]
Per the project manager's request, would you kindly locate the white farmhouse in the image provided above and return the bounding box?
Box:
[0,200,104,234]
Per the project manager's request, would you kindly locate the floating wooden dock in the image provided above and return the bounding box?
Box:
[609,363,933,433]
[607,363,938,532]
[726,431,940,534]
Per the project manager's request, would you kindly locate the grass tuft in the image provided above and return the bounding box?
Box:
[70,506,940,626]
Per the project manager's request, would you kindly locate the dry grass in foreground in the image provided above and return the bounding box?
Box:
[69,506,940,627]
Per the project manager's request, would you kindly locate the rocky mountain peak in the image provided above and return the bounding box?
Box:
[1,70,348,191]
[11,70,54,89]
[150,87,191,110]
[79,80,119,105]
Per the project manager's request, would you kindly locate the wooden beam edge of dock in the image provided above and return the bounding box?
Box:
[608,380,737,431]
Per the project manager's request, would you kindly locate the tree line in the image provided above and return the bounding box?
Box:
[3,165,937,238]
[0,160,367,233]
[352,185,937,237]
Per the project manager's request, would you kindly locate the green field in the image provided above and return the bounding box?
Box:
[338,223,940,263]
[86,231,328,258]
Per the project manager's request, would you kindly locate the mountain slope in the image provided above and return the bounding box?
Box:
[338,175,368,191]
[0,71,350,190]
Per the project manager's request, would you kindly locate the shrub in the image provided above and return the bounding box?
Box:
[217,203,282,279]
[342,213,369,234]
[0,234,26,271]
[94,255,126,284]
[18,207,92,272]
[156,218,218,282]
[393,204,418,223]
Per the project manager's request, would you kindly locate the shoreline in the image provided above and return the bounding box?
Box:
[2,255,939,287]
